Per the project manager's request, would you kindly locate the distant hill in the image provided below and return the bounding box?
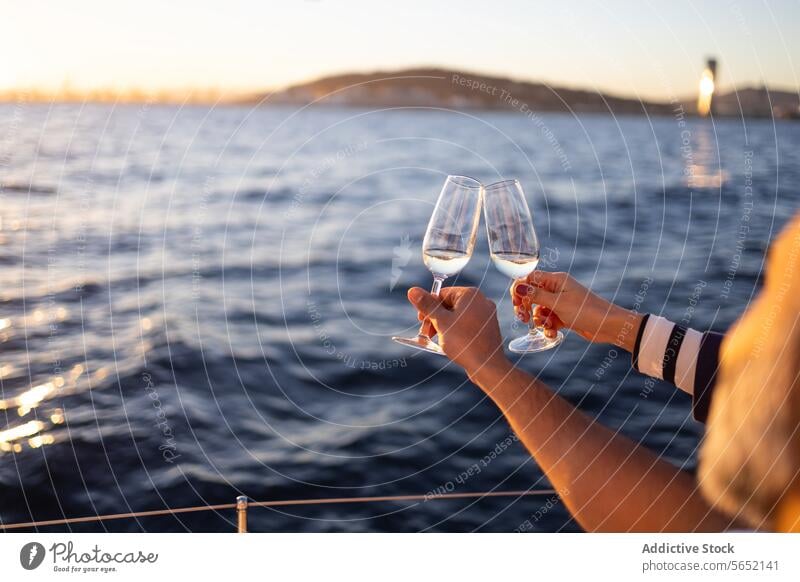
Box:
[248,68,674,115]
[711,86,799,118]
[249,68,799,118]
[5,68,795,117]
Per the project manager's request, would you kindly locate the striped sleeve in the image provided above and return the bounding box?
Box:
[631,314,723,423]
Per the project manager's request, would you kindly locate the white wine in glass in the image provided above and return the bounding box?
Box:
[484,179,563,354]
[392,175,483,355]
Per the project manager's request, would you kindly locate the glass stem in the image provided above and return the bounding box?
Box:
[528,303,548,339]
[511,280,542,339]
[419,275,445,338]
[528,316,539,337]
[430,275,444,297]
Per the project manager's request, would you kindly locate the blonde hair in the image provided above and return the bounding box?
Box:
[699,215,800,530]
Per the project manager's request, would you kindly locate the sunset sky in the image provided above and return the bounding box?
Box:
[4,0,799,100]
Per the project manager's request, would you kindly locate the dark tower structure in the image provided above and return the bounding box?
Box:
[698,57,718,117]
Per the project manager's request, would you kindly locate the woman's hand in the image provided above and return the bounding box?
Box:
[407,286,509,377]
[510,272,643,352]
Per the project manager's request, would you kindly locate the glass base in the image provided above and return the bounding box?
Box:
[508,329,564,354]
[392,334,445,355]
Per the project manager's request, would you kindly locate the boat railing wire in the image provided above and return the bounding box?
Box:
[0,489,558,532]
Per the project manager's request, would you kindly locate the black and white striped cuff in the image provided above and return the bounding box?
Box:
[631,314,703,395]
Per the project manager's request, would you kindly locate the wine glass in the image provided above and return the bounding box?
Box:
[483,179,563,353]
[392,175,483,355]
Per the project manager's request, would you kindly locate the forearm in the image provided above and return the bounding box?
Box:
[468,359,731,532]
[604,305,644,352]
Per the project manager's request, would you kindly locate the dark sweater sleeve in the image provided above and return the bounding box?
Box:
[691,331,724,423]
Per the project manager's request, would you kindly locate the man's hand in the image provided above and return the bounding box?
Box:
[511,272,643,351]
[407,286,508,377]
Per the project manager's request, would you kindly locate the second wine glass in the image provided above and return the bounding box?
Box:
[392,175,483,355]
[483,179,563,354]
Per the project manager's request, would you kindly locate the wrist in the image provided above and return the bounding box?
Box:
[607,307,644,352]
[466,354,514,387]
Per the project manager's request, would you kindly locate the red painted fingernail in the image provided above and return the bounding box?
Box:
[515,284,531,296]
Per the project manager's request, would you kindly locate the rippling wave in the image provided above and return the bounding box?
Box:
[0,103,797,531]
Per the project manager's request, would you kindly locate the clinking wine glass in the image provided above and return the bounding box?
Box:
[392,175,483,355]
[483,179,563,353]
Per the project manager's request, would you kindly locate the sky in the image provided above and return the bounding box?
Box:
[3,0,799,100]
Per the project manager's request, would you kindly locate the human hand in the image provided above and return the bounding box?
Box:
[510,272,643,351]
[407,286,509,376]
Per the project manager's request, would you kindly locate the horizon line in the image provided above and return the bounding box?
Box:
[1,65,798,107]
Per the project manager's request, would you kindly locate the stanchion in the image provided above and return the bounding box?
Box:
[236,496,248,533]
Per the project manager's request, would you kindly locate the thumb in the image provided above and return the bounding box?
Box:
[408,288,449,321]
